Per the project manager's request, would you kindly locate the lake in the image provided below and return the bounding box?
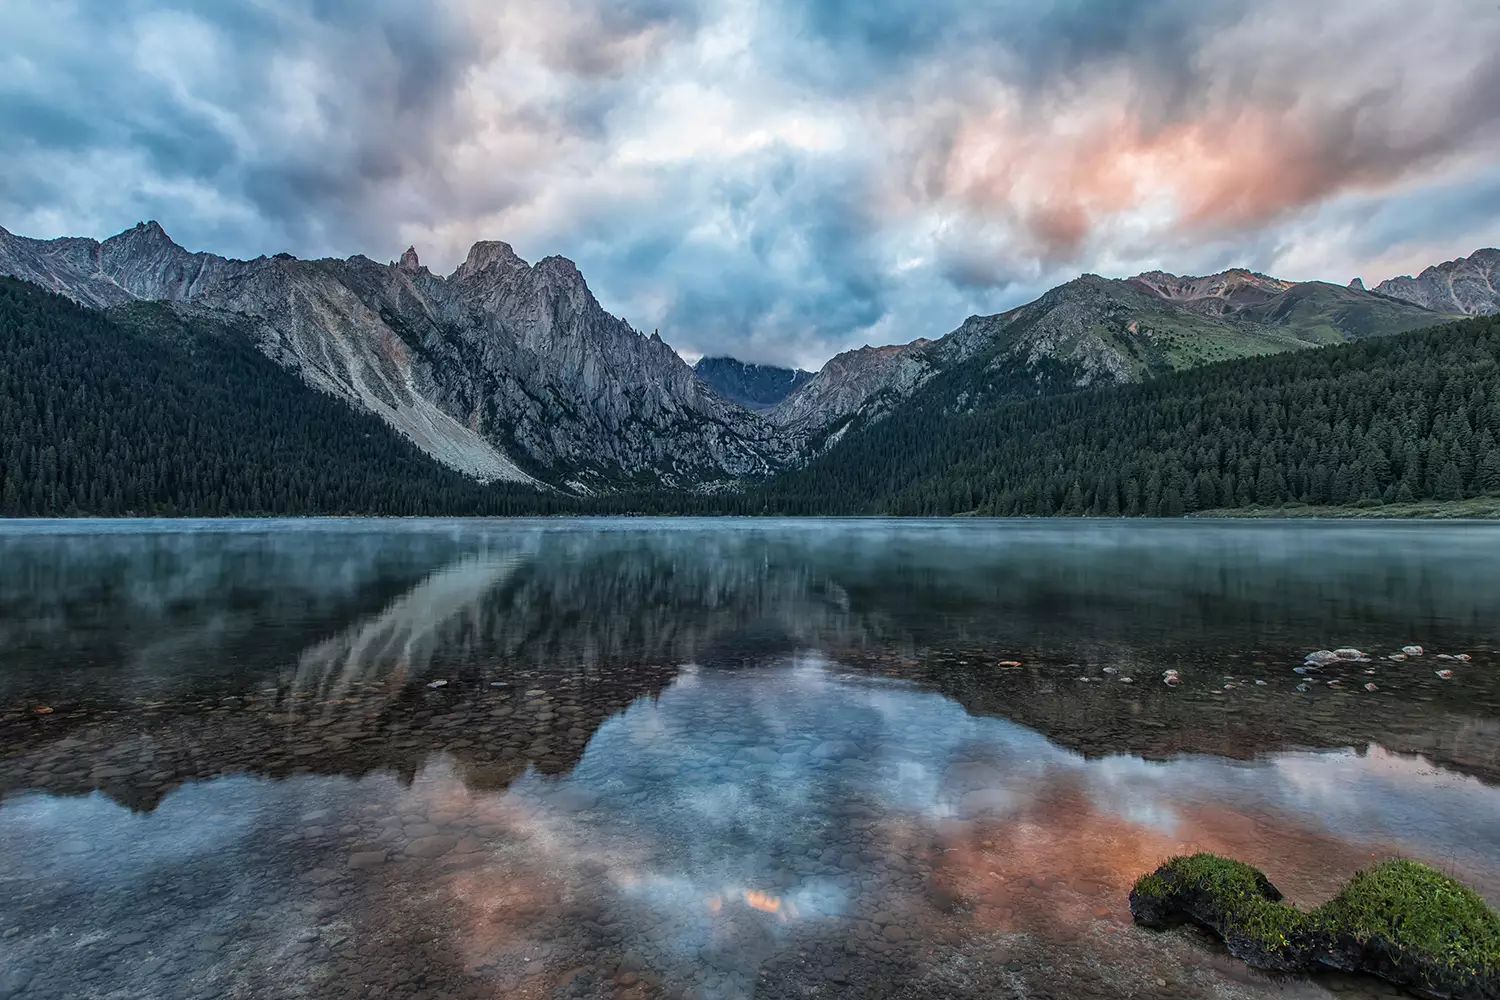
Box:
[1,518,1498,1000]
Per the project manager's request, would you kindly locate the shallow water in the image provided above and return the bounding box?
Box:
[1,518,1498,999]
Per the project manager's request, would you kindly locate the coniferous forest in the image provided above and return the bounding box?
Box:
[2,274,1499,518]
[748,314,1500,516]
[0,278,566,517]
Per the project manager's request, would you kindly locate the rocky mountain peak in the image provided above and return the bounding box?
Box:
[535,254,586,288]
[397,245,423,274]
[103,220,181,254]
[1373,248,1500,316]
[1130,267,1292,302]
[1348,277,1366,291]
[453,240,527,281]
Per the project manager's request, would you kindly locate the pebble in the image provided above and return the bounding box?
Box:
[1402,645,1424,656]
[1435,669,1455,680]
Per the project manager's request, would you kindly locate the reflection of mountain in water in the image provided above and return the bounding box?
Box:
[2,520,1499,810]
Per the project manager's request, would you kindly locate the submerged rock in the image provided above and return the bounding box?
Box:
[1403,645,1425,656]
[1130,854,1500,1000]
[1305,650,1342,666]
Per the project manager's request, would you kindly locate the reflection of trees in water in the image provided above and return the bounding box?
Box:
[3,522,1499,809]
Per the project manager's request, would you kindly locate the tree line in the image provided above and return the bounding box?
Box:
[745,314,1500,516]
[3,274,1498,518]
[0,278,567,517]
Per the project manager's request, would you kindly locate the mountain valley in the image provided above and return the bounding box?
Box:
[2,220,1496,515]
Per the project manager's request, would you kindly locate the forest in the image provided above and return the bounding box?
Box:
[3,275,1498,518]
[745,314,1500,516]
[0,278,567,517]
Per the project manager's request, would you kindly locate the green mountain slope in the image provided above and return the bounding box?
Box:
[0,278,559,516]
[750,315,1500,516]
[785,269,1455,449]
[936,271,1451,398]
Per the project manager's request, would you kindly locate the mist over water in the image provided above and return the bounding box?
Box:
[1,518,1498,999]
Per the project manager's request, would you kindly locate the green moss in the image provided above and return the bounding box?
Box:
[1146,854,1310,954]
[1134,853,1500,987]
[1315,860,1500,977]
[1132,872,1168,900]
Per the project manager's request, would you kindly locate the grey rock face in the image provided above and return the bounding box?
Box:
[1373,249,1500,316]
[0,222,795,489]
[767,341,933,438]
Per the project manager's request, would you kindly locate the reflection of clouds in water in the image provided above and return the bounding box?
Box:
[6,656,1499,999]
[473,658,1500,965]
[3,778,265,877]
[1077,745,1500,869]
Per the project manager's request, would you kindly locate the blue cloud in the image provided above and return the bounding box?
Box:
[2,0,1497,368]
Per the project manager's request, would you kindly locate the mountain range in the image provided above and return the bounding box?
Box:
[1,220,1495,498]
[1369,249,1500,316]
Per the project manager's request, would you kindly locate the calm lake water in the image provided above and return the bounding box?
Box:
[1,518,1498,1000]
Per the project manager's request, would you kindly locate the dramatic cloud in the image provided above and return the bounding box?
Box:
[3,0,1498,368]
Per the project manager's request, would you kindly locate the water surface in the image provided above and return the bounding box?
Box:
[2,518,1498,999]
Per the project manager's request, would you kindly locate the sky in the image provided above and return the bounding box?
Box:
[3,1,1500,370]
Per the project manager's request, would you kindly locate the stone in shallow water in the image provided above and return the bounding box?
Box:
[348,850,387,870]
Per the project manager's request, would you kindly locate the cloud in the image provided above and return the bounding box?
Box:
[2,0,1498,368]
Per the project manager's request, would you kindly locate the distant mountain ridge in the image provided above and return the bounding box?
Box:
[1373,249,1500,316]
[692,356,814,410]
[762,266,1451,443]
[0,222,794,490]
[0,220,1477,499]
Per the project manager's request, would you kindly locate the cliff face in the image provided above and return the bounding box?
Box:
[1373,249,1500,316]
[0,223,795,488]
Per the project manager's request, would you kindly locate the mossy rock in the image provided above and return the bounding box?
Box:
[1313,860,1500,999]
[1128,854,1313,971]
[1130,854,1500,999]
